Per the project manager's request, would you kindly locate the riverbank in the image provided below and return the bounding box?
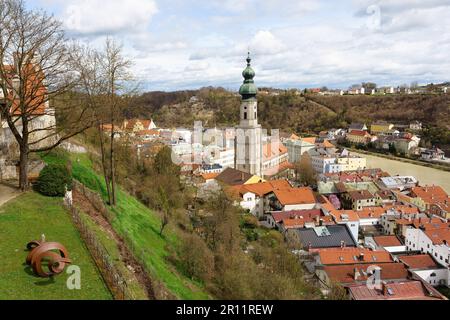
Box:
[351,151,450,194]
[348,148,450,172]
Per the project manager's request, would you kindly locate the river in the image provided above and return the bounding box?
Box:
[352,152,450,194]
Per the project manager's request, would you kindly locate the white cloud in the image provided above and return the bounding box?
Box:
[64,0,158,35]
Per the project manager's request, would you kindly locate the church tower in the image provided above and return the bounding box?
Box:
[235,53,262,177]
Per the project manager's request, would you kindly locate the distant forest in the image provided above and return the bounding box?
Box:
[125,88,450,153]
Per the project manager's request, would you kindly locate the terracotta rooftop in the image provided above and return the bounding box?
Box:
[330,210,360,223]
[348,190,375,201]
[273,187,316,206]
[323,263,408,285]
[348,280,446,300]
[348,130,370,137]
[317,247,393,265]
[357,207,386,219]
[373,235,403,247]
[399,254,440,269]
[424,228,450,245]
[270,209,323,224]
[216,167,257,186]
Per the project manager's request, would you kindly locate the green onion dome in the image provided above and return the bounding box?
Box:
[239,53,258,100]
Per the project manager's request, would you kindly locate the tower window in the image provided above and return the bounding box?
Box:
[255,112,257,118]
[244,112,247,120]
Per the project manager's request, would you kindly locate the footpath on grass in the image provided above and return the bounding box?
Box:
[0,184,20,208]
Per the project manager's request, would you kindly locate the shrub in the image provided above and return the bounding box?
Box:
[34,164,73,197]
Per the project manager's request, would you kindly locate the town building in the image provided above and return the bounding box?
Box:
[370,121,395,135]
[346,130,372,145]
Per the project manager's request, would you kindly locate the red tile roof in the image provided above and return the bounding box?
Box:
[330,210,360,223]
[348,280,446,300]
[357,207,385,219]
[323,263,408,285]
[424,228,450,245]
[317,248,393,265]
[373,236,403,247]
[273,187,316,206]
[399,255,440,269]
[270,209,323,224]
[348,130,370,137]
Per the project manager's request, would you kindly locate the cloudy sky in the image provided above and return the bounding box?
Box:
[31,0,450,91]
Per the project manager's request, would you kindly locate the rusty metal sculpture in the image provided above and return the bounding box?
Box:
[26,240,72,278]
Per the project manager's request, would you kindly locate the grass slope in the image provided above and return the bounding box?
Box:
[43,150,208,300]
[0,193,112,300]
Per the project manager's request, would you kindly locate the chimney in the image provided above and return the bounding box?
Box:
[354,268,361,281]
[241,172,245,181]
[315,215,320,224]
[382,281,389,296]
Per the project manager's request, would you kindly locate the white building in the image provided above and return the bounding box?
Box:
[405,227,450,268]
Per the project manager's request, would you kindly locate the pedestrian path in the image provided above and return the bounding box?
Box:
[0,184,20,208]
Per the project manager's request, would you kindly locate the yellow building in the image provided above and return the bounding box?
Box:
[371,122,394,134]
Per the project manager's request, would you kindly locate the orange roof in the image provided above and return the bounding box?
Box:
[2,63,48,116]
[357,207,385,219]
[323,263,408,284]
[302,137,317,144]
[411,186,448,201]
[384,205,419,215]
[273,187,316,206]
[201,173,220,181]
[348,130,370,137]
[281,216,334,229]
[348,280,445,300]
[243,180,292,197]
[373,236,403,247]
[399,255,440,269]
[330,210,360,223]
[226,180,292,199]
[318,247,393,265]
[424,228,450,245]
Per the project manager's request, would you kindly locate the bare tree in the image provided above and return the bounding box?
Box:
[0,0,93,190]
[68,39,132,206]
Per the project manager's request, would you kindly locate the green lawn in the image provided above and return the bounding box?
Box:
[0,192,112,300]
[78,210,148,300]
[43,150,209,300]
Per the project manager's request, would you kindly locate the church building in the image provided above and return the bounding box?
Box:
[234,53,263,177]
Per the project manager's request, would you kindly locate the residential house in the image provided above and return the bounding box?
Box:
[122,119,157,133]
[344,190,377,211]
[421,147,446,161]
[405,223,450,268]
[270,187,317,211]
[371,122,395,135]
[287,225,358,250]
[266,209,324,229]
[317,263,408,291]
[346,130,372,145]
[399,254,449,287]
[227,180,292,217]
[349,123,368,131]
[377,176,418,191]
[410,186,450,218]
[348,280,447,300]
[328,210,360,241]
[215,167,265,187]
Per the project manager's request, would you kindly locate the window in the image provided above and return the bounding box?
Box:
[244,112,247,120]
